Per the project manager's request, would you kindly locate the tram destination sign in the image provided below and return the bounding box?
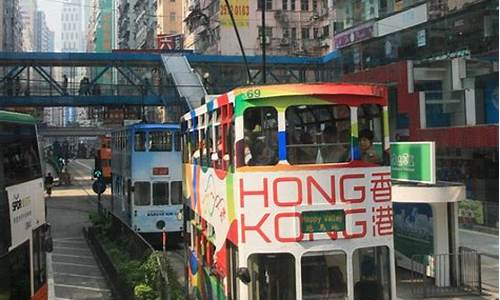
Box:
[301,210,345,233]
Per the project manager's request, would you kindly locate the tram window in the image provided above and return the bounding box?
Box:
[353,246,391,300]
[0,123,42,186]
[357,104,384,165]
[182,122,189,162]
[134,132,146,152]
[150,131,172,152]
[174,132,181,152]
[248,253,296,300]
[134,182,151,206]
[191,130,200,164]
[286,104,350,165]
[153,182,169,205]
[301,251,347,300]
[243,107,279,166]
[170,181,182,205]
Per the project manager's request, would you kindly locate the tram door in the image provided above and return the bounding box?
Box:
[227,242,239,300]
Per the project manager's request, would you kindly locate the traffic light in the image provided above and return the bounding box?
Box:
[93,169,102,179]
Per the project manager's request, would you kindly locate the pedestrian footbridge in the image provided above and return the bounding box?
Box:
[0,50,339,110]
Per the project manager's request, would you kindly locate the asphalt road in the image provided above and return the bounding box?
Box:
[45,160,112,299]
[47,159,186,298]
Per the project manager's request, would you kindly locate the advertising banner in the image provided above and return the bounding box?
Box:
[391,142,436,184]
[219,0,249,28]
[6,179,45,249]
[394,203,433,270]
[377,3,427,37]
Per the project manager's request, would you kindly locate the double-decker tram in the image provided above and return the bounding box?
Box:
[181,83,395,300]
[0,110,52,300]
[95,136,112,183]
[111,123,184,244]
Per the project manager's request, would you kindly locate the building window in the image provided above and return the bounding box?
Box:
[301,0,309,11]
[258,0,273,10]
[312,0,317,11]
[258,26,273,39]
[313,27,319,39]
[301,27,310,39]
[291,0,296,10]
[283,28,290,38]
[170,0,175,2]
[291,27,297,40]
[170,12,176,21]
[323,24,330,38]
[282,0,288,10]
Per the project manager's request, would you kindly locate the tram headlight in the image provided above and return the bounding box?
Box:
[156,220,166,230]
[176,209,183,221]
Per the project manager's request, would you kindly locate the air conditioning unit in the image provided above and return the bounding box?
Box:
[280,37,290,45]
[260,36,271,45]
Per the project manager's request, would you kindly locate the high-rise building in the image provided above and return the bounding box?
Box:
[61,0,87,126]
[1,0,23,51]
[158,0,183,36]
[19,0,37,51]
[183,0,332,56]
[117,0,157,49]
[334,0,498,230]
[34,11,54,52]
[61,0,85,52]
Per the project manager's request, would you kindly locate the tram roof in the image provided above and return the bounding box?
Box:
[182,82,388,121]
[115,122,180,132]
[0,110,37,125]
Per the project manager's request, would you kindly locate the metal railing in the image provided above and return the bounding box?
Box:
[410,247,482,298]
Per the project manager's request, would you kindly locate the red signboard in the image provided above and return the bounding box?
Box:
[153,167,169,176]
[157,34,184,50]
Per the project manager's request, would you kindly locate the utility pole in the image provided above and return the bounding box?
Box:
[261,0,266,84]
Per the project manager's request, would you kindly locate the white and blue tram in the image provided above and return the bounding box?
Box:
[111,123,183,243]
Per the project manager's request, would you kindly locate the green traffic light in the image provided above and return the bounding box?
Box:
[94,170,102,178]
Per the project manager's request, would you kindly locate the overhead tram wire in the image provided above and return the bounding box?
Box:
[222,0,253,85]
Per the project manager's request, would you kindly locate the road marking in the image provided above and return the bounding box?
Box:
[47,253,56,300]
[52,253,94,259]
[54,237,86,241]
[52,261,99,268]
[55,240,87,244]
[460,228,499,238]
[54,272,105,280]
[54,246,91,251]
[73,159,93,170]
[54,283,111,293]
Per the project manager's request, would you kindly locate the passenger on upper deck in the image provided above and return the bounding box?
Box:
[321,125,350,163]
[359,129,380,164]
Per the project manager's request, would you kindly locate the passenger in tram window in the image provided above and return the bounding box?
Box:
[359,129,380,164]
[328,266,347,297]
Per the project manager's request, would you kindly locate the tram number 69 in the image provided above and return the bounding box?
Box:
[246,89,261,99]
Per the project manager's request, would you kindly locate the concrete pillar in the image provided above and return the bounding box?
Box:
[464,78,476,126]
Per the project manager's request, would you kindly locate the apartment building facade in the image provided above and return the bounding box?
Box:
[335,0,498,229]
[184,0,333,55]
[116,0,157,49]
